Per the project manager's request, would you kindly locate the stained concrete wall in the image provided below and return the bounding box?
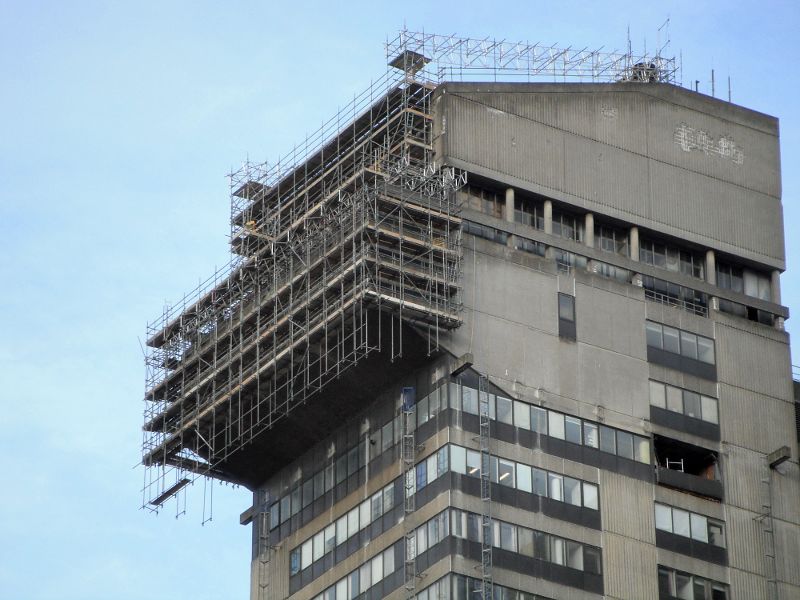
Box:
[434,82,784,269]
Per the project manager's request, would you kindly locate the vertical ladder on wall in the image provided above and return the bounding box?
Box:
[401,386,417,599]
[256,490,271,600]
[477,375,493,600]
[760,463,779,600]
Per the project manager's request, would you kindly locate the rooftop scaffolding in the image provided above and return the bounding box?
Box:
[141,28,679,514]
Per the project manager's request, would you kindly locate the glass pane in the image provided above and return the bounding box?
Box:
[548,473,563,501]
[681,331,698,360]
[566,541,584,570]
[583,422,599,448]
[655,503,672,532]
[701,396,719,424]
[516,463,532,493]
[336,515,347,545]
[582,482,598,510]
[429,388,441,419]
[697,336,715,364]
[533,531,549,561]
[325,524,336,553]
[584,546,602,575]
[599,425,616,454]
[383,547,395,576]
[359,563,371,594]
[347,508,359,537]
[675,574,692,600]
[617,431,634,460]
[518,528,534,556]
[462,387,478,415]
[663,326,681,354]
[496,396,513,425]
[498,459,515,487]
[708,522,725,548]
[564,477,581,506]
[451,445,467,475]
[558,294,575,322]
[514,400,531,430]
[667,385,683,413]
[500,522,516,551]
[635,437,651,463]
[548,411,565,439]
[417,396,429,426]
[711,585,728,600]
[649,381,666,408]
[371,492,383,522]
[693,581,707,600]
[313,531,324,561]
[532,468,548,496]
[691,513,709,543]
[673,508,691,537]
[646,321,663,349]
[565,416,582,444]
[359,500,370,529]
[551,537,565,565]
[531,407,548,434]
[684,391,702,419]
[466,450,481,476]
[658,567,674,596]
[301,539,312,570]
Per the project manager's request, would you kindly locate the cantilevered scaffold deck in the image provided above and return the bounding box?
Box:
[141,29,679,513]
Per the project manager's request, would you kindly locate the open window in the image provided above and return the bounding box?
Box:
[654,435,723,501]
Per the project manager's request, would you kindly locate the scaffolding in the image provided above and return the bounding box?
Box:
[401,387,417,598]
[141,29,680,513]
[477,375,493,600]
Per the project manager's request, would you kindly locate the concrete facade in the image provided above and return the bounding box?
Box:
[246,83,799,600]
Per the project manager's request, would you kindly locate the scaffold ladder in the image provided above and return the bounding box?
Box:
[256,490,271,600]
[477,375,493,599]
[401,387,417,598]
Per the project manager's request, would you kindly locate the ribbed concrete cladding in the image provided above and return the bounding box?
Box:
[435,82,784,268]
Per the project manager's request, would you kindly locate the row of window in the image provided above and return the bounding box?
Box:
[649,380,719,425]
[416,573,552,600]
[716,261,771,301]
[408,509,449,558]
[405,446,449,497]
[452,383,651,464]
[640,238,705,280]
[658,565,729,599]
[449,508,603,574]
[643,276,708,317]
[655,503,725,547]
[449,445,599,510]
[645,321,715,365]
[463,185,777,321]
[293,440,600,577]
[289,482,396,575]
[309,544,398,600]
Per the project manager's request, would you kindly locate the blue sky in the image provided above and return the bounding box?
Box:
[1,1,798,599]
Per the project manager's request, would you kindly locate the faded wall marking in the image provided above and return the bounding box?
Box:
[674,122,744,166]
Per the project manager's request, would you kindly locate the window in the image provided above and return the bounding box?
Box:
[650,380,720,425]
[513,400,531,430]
[583,422,599,448]
[646,321,715,365]
[599,425,616,454]
[552,209,584,242]
[658,566,729,600]
[496,396,513,425]
[548,411,565,439]
[497,458,515,487]
[655,503,725,547]
[558,293,577,339]
[582,483,599,510]
[595,224,628,256]
[531,406,548,434]
[565,416,582,444]
[558,293,575,321]
[640,238,704,279]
